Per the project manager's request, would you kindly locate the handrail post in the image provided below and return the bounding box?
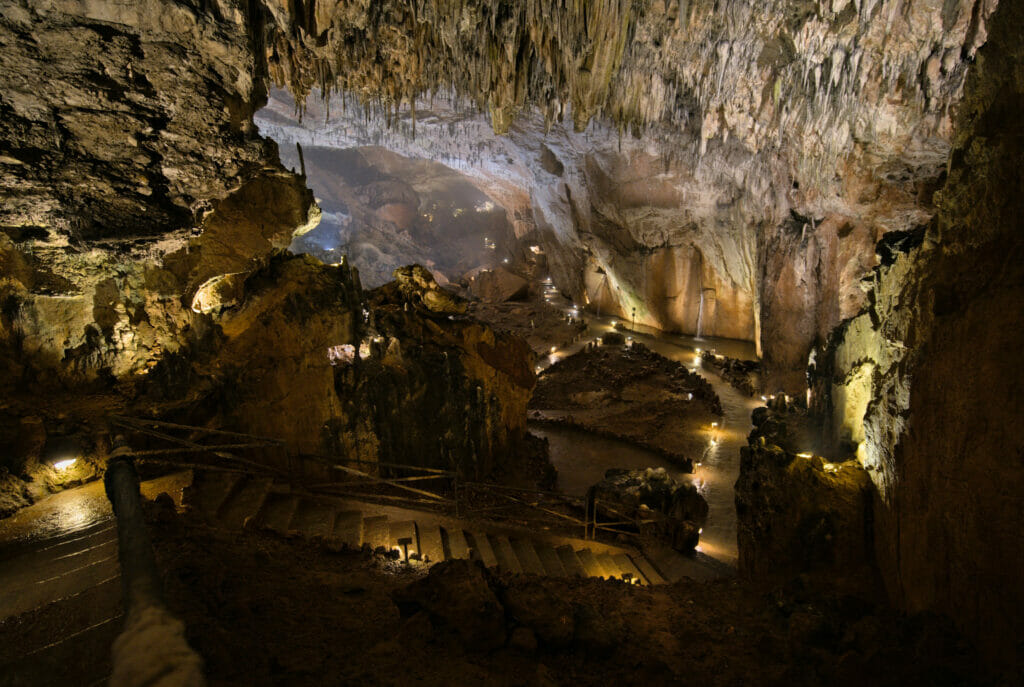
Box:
[104,436,205,686]
[105,440,163,612]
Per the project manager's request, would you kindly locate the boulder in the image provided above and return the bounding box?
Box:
[468,268,529,303]
[392,559,506,651]
[590,467,708,552]
[501,581,574,650]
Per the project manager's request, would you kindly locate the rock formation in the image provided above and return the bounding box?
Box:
[736,405,874,579]
[0,0,1020,675]
[591,467,709,552]
[801,0,1024,668]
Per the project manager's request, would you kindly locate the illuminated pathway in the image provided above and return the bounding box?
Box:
[534,280,761,569]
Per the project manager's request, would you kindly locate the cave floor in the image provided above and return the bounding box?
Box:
[2,500,981,687]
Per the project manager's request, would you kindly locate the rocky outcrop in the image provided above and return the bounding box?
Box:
[144,256,534,479]
[467,268,529,303]
[787,0,1024,669]
[590,467,708,552]
[736,405,874,579]
[0,0,274,249]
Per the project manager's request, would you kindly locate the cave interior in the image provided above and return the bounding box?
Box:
[0,0,1022,685]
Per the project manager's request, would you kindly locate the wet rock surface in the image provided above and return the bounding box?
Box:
[530,343,722,468]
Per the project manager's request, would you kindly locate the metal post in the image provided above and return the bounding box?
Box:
[104,437,206,686]
[104,441,163,613]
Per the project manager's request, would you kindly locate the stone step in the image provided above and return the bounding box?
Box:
[509,538,546,576]
[218,477,272,529]
[465,531,498,568]
[574,548,606,578]
[595,552,622,581]
[630,554,668,586]
[534,543,569,577]
[330,510,364,547]
[361,515,390,550]
[389,520,419,561]
[417,524,445,564]
[290,499,337,539]
[647,547,693,583]
[556,545,588,578]
[443,527,471,560]
[253,493,301,533]
[489,535,523,574]
[190,472,242,518]
[613,554,646,585]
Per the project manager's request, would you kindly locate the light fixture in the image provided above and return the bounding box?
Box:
[695,348,701,354]
[711,422,718,428]
[53,458,77,470]
[797,452,812,458]
[550,346,557,353]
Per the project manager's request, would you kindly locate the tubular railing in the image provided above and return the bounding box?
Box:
[104,438,205,686]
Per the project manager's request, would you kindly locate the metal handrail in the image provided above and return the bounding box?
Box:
[104,439,205,686]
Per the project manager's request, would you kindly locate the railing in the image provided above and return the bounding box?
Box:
[108,414,657,543]
[104,438,205,686]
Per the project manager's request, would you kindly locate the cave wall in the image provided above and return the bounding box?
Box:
[0,0,275,248]
[808,0,1024,669]
[256,0,995,375]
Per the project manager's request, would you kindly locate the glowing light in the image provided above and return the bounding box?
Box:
[709,438,717,445]
[53,458,77,470]
[530,245,543,254]
[687,393,693,400]
[698,528,703,535]
[797,452,812,459]
[611,320,617,326]
[695,545,703,552]
[823,462,837,472]
[695,462,702,467]
[711,422,718,428]
[695,348,701,354]
[760,395,767,402]
[550,346,557,353]
[503,258,509,264]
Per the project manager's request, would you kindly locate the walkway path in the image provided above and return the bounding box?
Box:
[0,473,190,686]
[536,285,761,569]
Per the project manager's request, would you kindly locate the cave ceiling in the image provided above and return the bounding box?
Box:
[0,0,1001,354]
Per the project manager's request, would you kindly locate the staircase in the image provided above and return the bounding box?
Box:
[185,471,668,586]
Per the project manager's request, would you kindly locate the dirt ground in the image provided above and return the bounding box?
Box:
[137,504,982,687]
[528,344,723,468]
